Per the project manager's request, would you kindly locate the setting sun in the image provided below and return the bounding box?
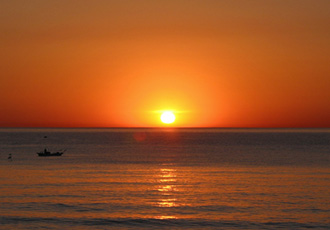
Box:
[160,111,176,124]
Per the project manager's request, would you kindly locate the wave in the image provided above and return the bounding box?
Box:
[1,216,329,229]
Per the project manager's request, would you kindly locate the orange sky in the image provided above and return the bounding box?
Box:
[1,0,329,127]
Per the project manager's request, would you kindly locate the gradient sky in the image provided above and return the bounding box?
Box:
[1,0,329,127]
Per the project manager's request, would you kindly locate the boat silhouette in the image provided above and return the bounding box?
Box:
[37,149,65,157]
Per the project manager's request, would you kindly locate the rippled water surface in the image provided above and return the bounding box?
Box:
[0,128,329,229]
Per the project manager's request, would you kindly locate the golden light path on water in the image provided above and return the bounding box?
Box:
[154,167,178,219]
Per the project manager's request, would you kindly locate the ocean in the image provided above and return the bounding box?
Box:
[0,128,329,229]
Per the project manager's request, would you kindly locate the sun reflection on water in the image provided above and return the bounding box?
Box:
[157,185,177,193]
[155,167,179,209]
[158,198,178,207]
[155,215,177,220]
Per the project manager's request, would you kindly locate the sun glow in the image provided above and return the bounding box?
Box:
[160,111,176,124]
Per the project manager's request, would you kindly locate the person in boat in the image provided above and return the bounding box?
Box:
[44,148,49,154]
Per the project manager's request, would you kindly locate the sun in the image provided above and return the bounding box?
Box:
[160,111,176,124]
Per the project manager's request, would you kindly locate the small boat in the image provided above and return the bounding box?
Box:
[37,149,64,157]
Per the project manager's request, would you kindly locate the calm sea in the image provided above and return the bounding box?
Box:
[0,128,329,229]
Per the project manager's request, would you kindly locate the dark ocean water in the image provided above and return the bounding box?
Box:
[0,128,329,229]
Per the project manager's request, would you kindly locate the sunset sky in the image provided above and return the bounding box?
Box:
[1,0,329,127]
